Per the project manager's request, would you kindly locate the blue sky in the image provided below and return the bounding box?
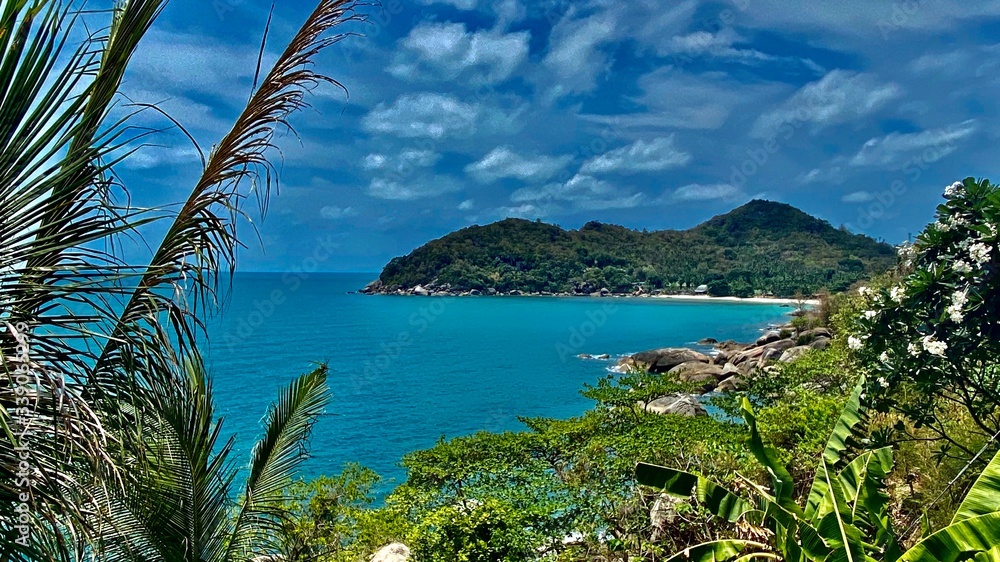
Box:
[115,0,1000,272]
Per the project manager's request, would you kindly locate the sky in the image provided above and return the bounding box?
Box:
[112,0,1000,272]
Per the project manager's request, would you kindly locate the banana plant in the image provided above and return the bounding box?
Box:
[637,377,1000,562]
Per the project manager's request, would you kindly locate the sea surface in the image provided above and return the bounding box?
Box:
[202,272,791,494]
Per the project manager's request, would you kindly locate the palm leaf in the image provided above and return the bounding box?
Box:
[661,540,774,562]
[635,462,759,523]
[900,513,1000,562]
[804,379,867,519]
[951,447,1000,524]
[225,365,330,559]
[741,398,798,512]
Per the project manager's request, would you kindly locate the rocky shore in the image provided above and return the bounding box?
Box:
[359,279,816,304]
[590,324,832,417]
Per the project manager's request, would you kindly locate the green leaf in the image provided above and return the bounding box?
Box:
[952,448,1000,524]
[635,462,757,523]
[661,540,771,562]
[741,397,797,511]
[815,462,867,562]
[805,379,867,519]
[901,513,1000,562]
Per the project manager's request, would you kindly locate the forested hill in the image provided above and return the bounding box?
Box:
[367,200,898,298]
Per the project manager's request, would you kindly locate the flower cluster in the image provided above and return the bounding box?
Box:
[945,181,964,198]
[947,290,968,323]
[921,334,948,357]
[969,242,992,265]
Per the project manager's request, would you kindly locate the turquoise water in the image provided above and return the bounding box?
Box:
[203,273,790,493]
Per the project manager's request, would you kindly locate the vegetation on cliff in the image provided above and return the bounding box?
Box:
[375,200,896,298]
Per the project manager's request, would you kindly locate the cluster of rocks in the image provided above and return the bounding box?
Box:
[617,326,832,417]
[360,279,662,298]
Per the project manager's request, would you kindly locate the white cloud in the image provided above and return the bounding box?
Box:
[849,120,977,168]
[841,191,874,203]
[122,144,202,170]
[751,70,901,138]
[362,93,521,140]
[465,147,572,183]
[389,22,530,86]
[416,0,477,8]
[362,150,440,172]
[735,1,1000,37]
[367,177,461,201]
[497,203,548,219]
[541,7,619,100]
[581,136,692,174]
[458,199,475,210]
[798,166,845,185]
[672,183,743,201]
[581,68,772,131]
[511,174,643,211]
[319,206,358,219]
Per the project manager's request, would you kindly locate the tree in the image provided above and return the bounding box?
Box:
[848,178,1000,460]
[638,377,1000,562]
[0,0,360,558]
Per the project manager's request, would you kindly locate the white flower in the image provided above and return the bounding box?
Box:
[848,336,863,350]
[954,260,973,274]
[921,335,948,357]
[877,377,889,389]
[908,342,921,356]
[864,310,877,319]
[890,285,905,303]
[945,181,964,197]
[879,351,890,363]
[936,220,952,232]
[947,289,968,323]
[857,286,870,296]
[969,242,992,265]
[949,215,969,228]
[989,224,998,238]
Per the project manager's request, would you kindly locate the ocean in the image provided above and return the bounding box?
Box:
[202,272,791,493]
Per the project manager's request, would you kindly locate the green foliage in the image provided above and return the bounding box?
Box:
[847,177,1000,457]
[377,200,896,297]
[638,380,901,562]
[279,464,382,561]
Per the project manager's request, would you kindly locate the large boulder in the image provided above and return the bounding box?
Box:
[716,375,745,392]
[411,285,430,296]
[779,345,812,362]
[810,337,831,350]
[716,340,751,352]
[643,394,707,417]
[763,338,797,353]
[798,327,832,342]
[755,331,782,346]
[623,348,711,373]
[371,543,410,562]
[361,279,383,294]
[668,361,724,378]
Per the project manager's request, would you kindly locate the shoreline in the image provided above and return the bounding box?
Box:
[359,288,818,306]
[652,294,820,306]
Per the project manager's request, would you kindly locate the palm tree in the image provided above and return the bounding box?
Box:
[1,0,361,558]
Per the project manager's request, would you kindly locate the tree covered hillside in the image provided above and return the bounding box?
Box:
[373,200,897,297]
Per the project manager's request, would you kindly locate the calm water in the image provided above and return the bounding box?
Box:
[202,273,790,493]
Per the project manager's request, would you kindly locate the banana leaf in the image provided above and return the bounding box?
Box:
[635,462,758,523]
[951,447,1000,524]
[901,512,1000,562]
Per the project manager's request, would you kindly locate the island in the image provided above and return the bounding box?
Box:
[362,200,896,298]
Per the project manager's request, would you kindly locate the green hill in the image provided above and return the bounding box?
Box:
[368,200,897,297]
